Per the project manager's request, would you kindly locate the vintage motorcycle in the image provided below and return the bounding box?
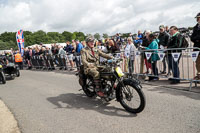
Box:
[3,62,20,79]
[78,58,146,113]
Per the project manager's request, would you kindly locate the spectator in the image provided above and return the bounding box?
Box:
[167,26,182,84]
[158,25,170,74]
[134,30,143,48]
[46,47,55,70]
[146,34,159,81]
[51,43,59,55]
[124,39,130,72]
[58,45,67,70]
[107,39,120,54]
[191,12,200,80]
[82,41,86,48]
[165,26,169,33]
[116,33,122,46]
[65,41,75,71]
[124,37,136,74]
[25,47,32,69]
[141,30,152,74]
[75,40,83,70]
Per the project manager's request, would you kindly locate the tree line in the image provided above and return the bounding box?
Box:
[0,30,110,50]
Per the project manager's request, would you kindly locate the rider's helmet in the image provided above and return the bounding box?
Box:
[86,35,94,43]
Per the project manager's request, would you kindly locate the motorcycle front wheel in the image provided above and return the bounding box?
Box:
[118,79,146,113]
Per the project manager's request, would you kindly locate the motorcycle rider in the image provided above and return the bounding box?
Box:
[81,36,113,97]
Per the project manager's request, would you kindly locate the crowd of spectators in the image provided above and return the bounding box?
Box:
[0,12,199,85]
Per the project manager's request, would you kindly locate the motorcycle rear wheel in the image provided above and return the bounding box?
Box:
[82,78,96,97]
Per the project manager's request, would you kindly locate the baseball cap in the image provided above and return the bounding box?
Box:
[159,25,165,29]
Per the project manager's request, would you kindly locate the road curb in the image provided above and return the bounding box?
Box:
[141,79,200,93]
[0,99,21,133]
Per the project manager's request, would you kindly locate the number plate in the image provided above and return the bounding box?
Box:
[0,65,2,68]
[115,67,124,77]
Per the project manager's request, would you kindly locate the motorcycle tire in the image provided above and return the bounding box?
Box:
[118,79,146,113]
[82,78,96,98]
[16,70,20,77]
[0,71,6,84]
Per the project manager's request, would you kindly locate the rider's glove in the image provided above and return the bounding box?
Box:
[107,59,112,63]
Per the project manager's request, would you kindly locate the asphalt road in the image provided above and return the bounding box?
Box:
[0,70,200,133]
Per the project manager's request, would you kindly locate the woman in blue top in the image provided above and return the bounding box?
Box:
[146,34,159,81]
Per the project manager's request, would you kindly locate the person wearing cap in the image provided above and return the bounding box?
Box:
[81,36,113,97]
[158,25,170,74]
[191,12,200,80]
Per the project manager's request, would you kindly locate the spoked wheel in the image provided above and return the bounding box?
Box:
[118,79,146,113]
[0,71,6,84]
[82,78,96,97]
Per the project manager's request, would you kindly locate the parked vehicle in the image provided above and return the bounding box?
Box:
[0,64,6,84]
[3,62,20,79]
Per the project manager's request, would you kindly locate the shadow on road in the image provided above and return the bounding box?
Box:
[47,93,137,117]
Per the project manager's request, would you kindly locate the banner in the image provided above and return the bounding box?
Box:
[145,52,152,60]
[16,29,24,56]
[190,51,199,62]
[158,53,165,61]
[172,53,181,62]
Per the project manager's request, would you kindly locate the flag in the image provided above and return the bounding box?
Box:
[16,29,25,56]
[190,51,199,62]
[145,52,152,60]
[158,53,165,61]
[172,53,181,62]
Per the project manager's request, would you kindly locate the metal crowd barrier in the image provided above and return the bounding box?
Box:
[29,48,200,90]
[117,47,200,91]
[31,54,68,70]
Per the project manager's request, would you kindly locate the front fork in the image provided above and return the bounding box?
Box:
[116,78,137,101]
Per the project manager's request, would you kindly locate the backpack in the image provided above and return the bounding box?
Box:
[177,34,189,48]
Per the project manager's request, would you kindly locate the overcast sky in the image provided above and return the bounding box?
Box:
[0,0,199,35]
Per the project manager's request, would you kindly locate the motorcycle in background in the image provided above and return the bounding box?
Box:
[0,64,6,84]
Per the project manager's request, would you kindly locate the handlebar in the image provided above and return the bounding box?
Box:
[101,58,122,65]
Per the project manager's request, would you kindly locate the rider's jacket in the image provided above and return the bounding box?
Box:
[81,46,112,74]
